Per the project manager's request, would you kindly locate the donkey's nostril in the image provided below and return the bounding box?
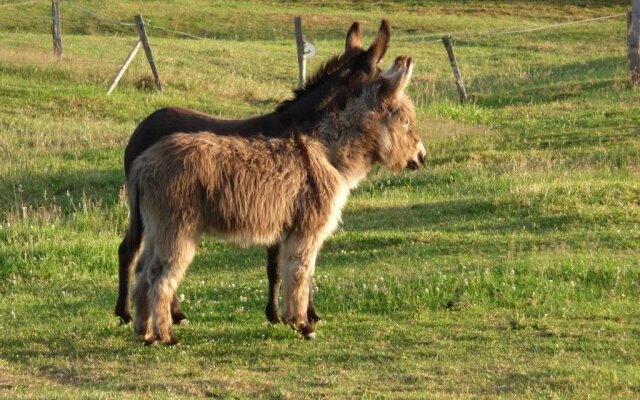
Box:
[418,152,426,165]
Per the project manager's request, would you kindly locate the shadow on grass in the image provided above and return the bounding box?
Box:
[495,128,639,153]
[343,199,575,235]
[468,56,624,108]
[0,166,124,216]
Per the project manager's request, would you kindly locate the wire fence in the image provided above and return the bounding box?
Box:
[0,1,631,102]
[0,0,39,7]
[0,0,628,42]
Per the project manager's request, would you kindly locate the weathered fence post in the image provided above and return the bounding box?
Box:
[629,0,640,86]
[442,36,467,104]
[51,0,62,59]
[294,16,306,87]
[135,14,162,92]
[106,41,142,95]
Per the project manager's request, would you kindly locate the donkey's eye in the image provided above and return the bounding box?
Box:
[402,119,411,130]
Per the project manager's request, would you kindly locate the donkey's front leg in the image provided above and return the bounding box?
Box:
[280,237,318,339]
[265,245,321,325]
[307,275,321,323]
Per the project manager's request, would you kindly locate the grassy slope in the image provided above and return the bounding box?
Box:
[0,1,639,398]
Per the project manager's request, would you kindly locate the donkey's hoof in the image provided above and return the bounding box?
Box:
[134,324,150,337]
[176,319,189,326]
[116,311,132,325]
[163,335,181,346]
[144,338,158,346]
[265,308,281,324]
[297,322,316,340]
[172,312,188,325]
[307,311,321,324]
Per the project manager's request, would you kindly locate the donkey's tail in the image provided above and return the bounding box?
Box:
[114,183,144,324]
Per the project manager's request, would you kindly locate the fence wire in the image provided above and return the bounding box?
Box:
[0,0,40,8]
[0,2,630,104]
[0,1,627,43]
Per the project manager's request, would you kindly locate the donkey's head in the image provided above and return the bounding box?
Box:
[363,56,425,172]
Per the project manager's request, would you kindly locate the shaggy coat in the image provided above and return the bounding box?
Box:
[130,56,424,345]
[115,20,391,326]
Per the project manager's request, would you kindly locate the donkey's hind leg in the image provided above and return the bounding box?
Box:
[139,250,187,326]
[115,238,138,325]
[132,247,153,341]
[265,246,281,324]
[146,233,197,346]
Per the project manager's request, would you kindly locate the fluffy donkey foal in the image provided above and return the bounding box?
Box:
[129,56,424,345]
[116,20,392,327]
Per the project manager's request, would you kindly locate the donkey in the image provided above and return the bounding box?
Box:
[116,20,391,327]
[128,56,424,345]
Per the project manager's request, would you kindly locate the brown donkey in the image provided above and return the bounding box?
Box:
[116,20,391,326]
[128,56,424,345]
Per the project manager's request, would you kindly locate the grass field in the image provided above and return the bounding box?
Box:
[1,0,639,398]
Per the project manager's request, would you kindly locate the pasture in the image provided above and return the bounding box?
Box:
[1,0,639,398]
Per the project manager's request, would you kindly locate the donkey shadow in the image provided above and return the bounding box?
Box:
[469,56,624,109]
[343,198,574,234]
[0,166,124,217]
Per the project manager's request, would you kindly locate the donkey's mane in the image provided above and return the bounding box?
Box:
[275,52,354,113]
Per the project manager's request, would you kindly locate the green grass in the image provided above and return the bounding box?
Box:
[1,1,639,398]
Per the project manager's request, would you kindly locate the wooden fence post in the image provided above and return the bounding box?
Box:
[442,36,467,104]
[630,0,640,86]
[106,41,142,95]
[51,0,62,59]
[294,16,306,87]
[135,14,162,92]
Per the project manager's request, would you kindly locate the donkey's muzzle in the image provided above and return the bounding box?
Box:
[407,160,420,170]
[406,150,426,171]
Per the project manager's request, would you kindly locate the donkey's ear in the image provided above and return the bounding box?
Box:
[379,57,414,100]
[365,19,390,69]
[345,22,363,54]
